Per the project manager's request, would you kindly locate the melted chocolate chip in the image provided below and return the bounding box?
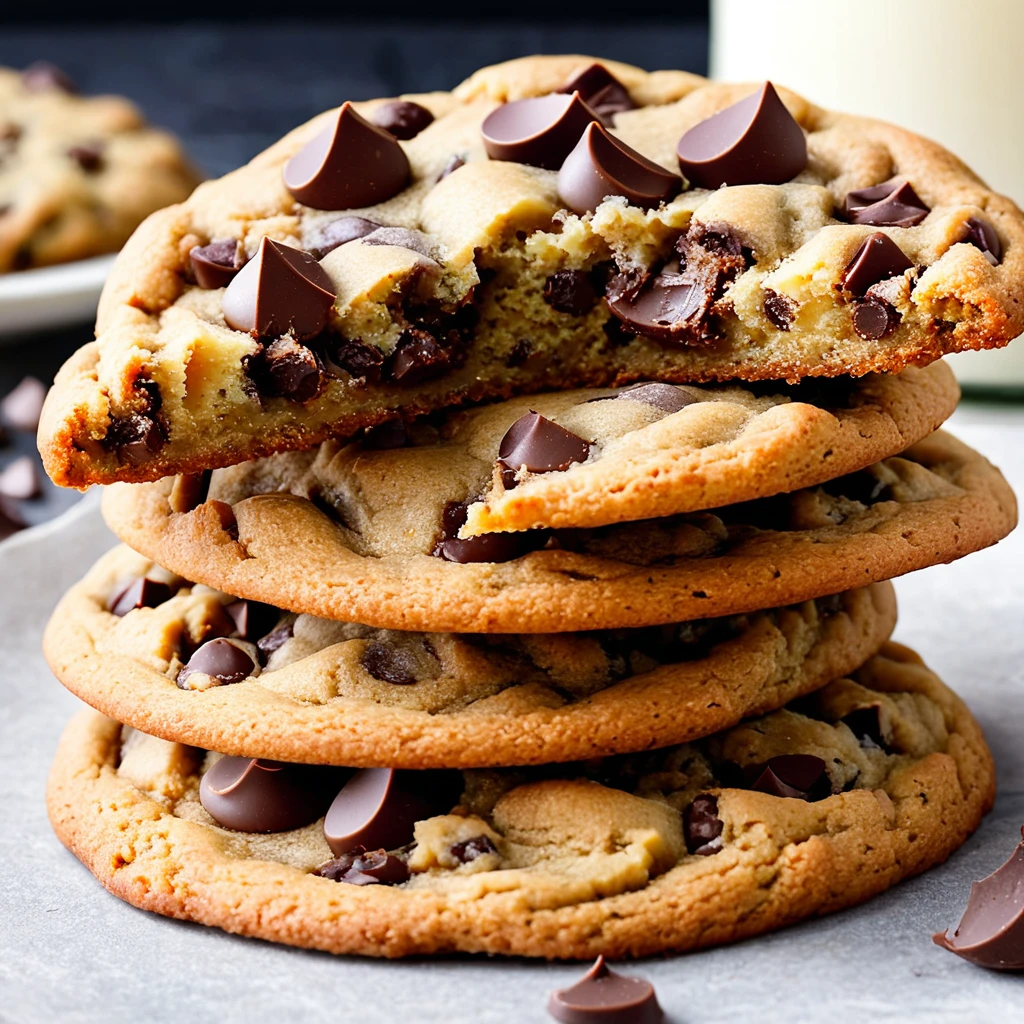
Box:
[326,338,384,383]
[225,599,279,643]
[314,847,410,886]
[962,216,1003,264]
[605,267,648,305]
[614,382,697,414]
[543,269,599,316]
[307,216,381,259]
[481,92,598,170]
[190,239,245,289]
[842,179,930,227]
[67,143,103,173]
[362,641,418,685]
[839,232,914,296]
[763,289,796,330]
[388,329,453,385]
[852,296,901,339]
[247,336,325,402]
[434,500,549,564]
[548,956,663,1024]
[676,81,807,189]
[107,414,166,465]
[498,412,591,478]
[451,835,498,863]
[109,577,172,617]
[558,63,636,121]
[1,376,46,432]
[683,794,724,856]
[177,637,256,687]
[22,61,77,93]
[841,705,889,751]
[283,102,410,210]
[743,754,830,801]
[372,100,434,141]
[558,121,681,216]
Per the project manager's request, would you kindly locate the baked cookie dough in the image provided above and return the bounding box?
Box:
[44,544,896,768]
[46,644,995,959]
[37,55,1024,487]
[101,430,1016,633]
[0,63,199,273]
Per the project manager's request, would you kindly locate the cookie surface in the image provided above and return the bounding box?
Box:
[102,430,1016,633]
[37,55,1024,488]
[44,545,896,767]
[0,64,200,272]
[46,644,995,959]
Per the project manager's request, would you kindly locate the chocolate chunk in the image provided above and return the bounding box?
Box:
[0,455,41,500]
[314,847,410,886]
[934,826,1024,970]
[22,61,77,93]
[963,216,1003,264]
[434,500,549,564]
[190,239,244,289]
[676,82,807,189]
[0,497,25,542]
[67,143,103,173]
[841,705,888,751]
[437,154,465,182]
[743,754,830,801]
[108,414,166,465]
[682,794,723,856]
[225,599,279,643]
[842,179,930,227]
[371,100,434,141]
[388,329,452,385]
[109,577,172,617]
[615,382,697,414]
[362,641,418,685]
[283,102,410,210]
[852,296,901,339]
[605,267,648,305]
[559,121,680,216]
[498,412,591,478]
[248,336,325,402]
[481,92,598,170]
[543,269,599,315]
[1,376,46,432]
[323,767,462,856]
[200,756,345,833]
[326,338,384,383]
[307,216,381,259]
[361,225,439,261]
[547,956,663,1024]
[177,637,256,687]
[222,237,335,340]
[257,620,294,658]
[840,232,914,296]
[558,63,636,121]
[451,835,498,863]
[763,289,796,330]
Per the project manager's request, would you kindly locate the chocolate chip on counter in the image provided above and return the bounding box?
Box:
[109,577,172,617]
[257,620,294,659]
[676,81,807,189]
[361,225,440,261]
[222,237,335,341]
[842,179,930,227]
[437,154,465,182]
[543,269,599,315]
[682,794,724,856]
[177,637,257,687]
[362,419,409,450]
[22,61,77,93]
[0,455,41,500]
[362,641,418,685]
[559,121,681,216]
[962,216,1003,264]
[190,239,245,289]
[323,767,463,856]
[743,754,830,801]
[852,296,901,340]
[558,63,636,121]
[66,143,103,173]
[498,411,591,479]
[839,232,914,296]
[247,336,325,402]
[614,382,697,414]
[434,500,549,564]
[934,825,1024,970]
[547,956,663,1024]
[451,835,498,863]
[307,216,381,259]
[763,288,796,330]
[200,756,347,833]
[0,497,25,542]
[388,329,452,385]
[225,599,279,643]
[325,338,385,383]
[481,92,598,170]
[283,102,411,210]
[1,376,46,432]
[314,847,410,886]
[371,100,434,141]
[840,705,889,751]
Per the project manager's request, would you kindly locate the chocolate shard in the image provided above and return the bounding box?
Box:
[543,269,599,316]
[683,794,724,856]
[22,61,77,94]
[840,232,914,296]
[371,100,434,141]
[1,376,46,432]
[547,956,663,1024]
[67,143,103,173]
[558,63,636,121]
[222,237,335,340]
[498,411,592,478]
[314,847,410,886]
[842,179,930,227]
[676,81,807,190]
[225,599,279,643]
[0,455,41,500]
[322,767,462,857]
[615,382,697,414]
[434,500,549,564]
[361,641,418,685]
[852,296,901,340]
[743,754,830,801]
[177,637,256,687]
[109,577,172,617]
[962,216,1003,265]
[934,826,1024,970]
[200,756,347,833]
[283,102,411,210]
[307,216,381,259]
[190,239,245,289]
[559,121,681,216]
[481,92,599,170]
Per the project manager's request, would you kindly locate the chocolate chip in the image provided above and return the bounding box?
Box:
[548,956,663,1024]
[543,269,599,315]
[307,216,381,259]
[388,329,452,385]
[605,267,649,305]
[682,794,724,856]
[323,767,462,856]
[283,102,410,210]
[0,456,40,500]
[437,154,465,182]
[67,143,103,173]
[177,637,256,687]
[434,500,549,564]
[371,100,434,141]
[852,296,900,339]
[222,237,335,341]
[248,336,325,402]
[314,847,410,886]
[326,338,384,383]
[200,756,346,833]
[962,216,1002,264]
[559,121,681,216]
[840,232,914,296]
[190,239,244,289]
[108,414,166,465]
[763,289,796,330]
[481,92,598,170]
[22,61,77,93]
[498,412,591,479]
[676,81,806,189]
[840,705,889,751]
[225,599,279,643]
[743,754,830,801]
[506,339,533,368]
[361,226,439,261]
[450,835,498,863]
[362,419,408,450]
[257,620,294,658]
[614,382,697,414]
[1,376,46,432]
[362,641,418,685]
[109,577,172,617]
[558,63,636,121]
[842,179,930,227]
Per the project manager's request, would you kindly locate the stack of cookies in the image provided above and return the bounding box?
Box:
[39,56,1020,964]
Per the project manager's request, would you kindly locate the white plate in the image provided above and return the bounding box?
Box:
[0,253,116,338]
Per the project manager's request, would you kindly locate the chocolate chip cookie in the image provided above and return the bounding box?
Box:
[46,643,995,959]
[37,55,1024,488]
